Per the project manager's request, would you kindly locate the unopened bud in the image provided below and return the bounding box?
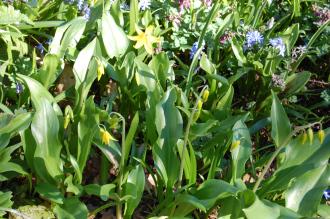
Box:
[318,129,325,144]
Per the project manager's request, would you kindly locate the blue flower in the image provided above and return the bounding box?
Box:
[15,82,23,94]
[245,30,264,48]
[270,37,286,56]
[81,3,90,20]
[138,0,151,11]
[189,41,205,60]
[36,43,44,54]
[324,189,330,200]
[76,0,84,10]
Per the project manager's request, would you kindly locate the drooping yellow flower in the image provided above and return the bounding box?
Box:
[128,25,160,54]
[308,128,313,144]
[100,128,117,145]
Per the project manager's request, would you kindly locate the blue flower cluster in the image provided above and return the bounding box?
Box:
[139,0,151,11]
[190,41,205,60]
[64,0,91,20]
[270,37,286,56]
[245,30,264,48]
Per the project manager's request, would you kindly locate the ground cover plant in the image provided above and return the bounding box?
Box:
[0,0,330,218]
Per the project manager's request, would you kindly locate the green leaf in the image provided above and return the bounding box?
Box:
[260,130,330,195]
[76,97,99,179]
[231,38,247,64]
[124,165,145,218]
[0,191,13,217]
[285,165,329,216]
[35,183,64,204]
[135,59,157,92]
[101,12,129,58]
[31,100,63,184]
[49,17,86,58]
[64,175,82,195]
[73,38,97,89]
[54,197,88,219]
[149,52,171,89]
[153,88,182,188]
[271,91,291,147]
[216,85,234,120]
[129,0,139,34]
[84,184,116,201]
[284,71,311,96]
[173,179,239,216]
[38,54,60,88]
[124,112,139,163]
[231,120,252,180]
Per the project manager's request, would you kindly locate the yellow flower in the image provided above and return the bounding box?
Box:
[97,59,104,81]
[100,128,117,145]
[128,25,160,54]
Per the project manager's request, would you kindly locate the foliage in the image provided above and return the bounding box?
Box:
[0,0,329,218]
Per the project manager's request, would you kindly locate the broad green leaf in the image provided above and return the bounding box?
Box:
[0,112,32,147]
[135,59,157,92]
[0,191,13,217]
[84,184,116,201]
[282,24,299,51]
[243,195,280,219]
[318,205,330,218]
[260,131,330,195]
[284,71,311,96]
[153,88,182,188]
[231,38,246,64]
[77,97,99,179]
[54,197,88,219]
[73,38,97,88]
[31,100,63,184]
[231,120,252,180]
[101,12,129,58]
[17,74,61,115]
[285,165,329,216]
[149,52,171,89]
[0,5,33,25]
[35,183,64,204]
[49,17,86,58]
[124,165,145,218]
[38,54,60,88]
[271,91,291,147]
[173,179,239,216]
[64,175,82,195]
[216,85,234,120]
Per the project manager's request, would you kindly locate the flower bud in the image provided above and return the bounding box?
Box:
[301,132,307,144]
[307,128,313,144]
[64,115,70,129]
[202,89,209,102]
[97,60,105,81]
[197,100,203,110]
[318,129,325,144]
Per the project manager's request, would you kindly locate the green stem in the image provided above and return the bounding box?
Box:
[109,112,126,219]
[89,202,116,218]
[185,2,219,96]
[178,86,208,188]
